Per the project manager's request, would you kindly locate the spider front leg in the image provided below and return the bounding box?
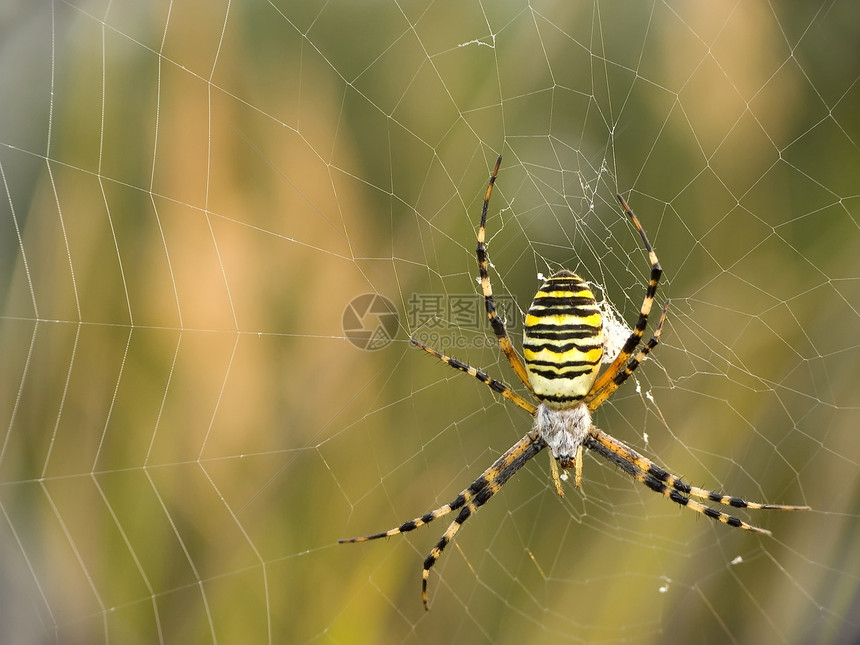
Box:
[340,430,545,609]
[418,431,543,608]
[586,429,810,533]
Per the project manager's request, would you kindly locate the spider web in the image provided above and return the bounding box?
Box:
[1,1,858,643]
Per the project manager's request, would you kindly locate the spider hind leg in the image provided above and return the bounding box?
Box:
[475,155,533,390]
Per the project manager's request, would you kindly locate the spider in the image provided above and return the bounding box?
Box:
[340,156,809,610]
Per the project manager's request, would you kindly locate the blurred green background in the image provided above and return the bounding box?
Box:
[1,1,858,643]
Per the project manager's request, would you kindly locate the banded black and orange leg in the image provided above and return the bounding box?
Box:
[341,430,545,609]
[410,339,582,497]
[476,155,532,390]
[410,339,537,416]
[409,340,567,496]
[585,429,810,533]
[419,431,543,609]
[587,194,662,399]
[586,298,670,412]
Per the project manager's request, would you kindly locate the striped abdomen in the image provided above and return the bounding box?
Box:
[523,270,604,407]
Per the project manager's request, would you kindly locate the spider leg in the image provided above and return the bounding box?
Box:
[339,497,465,544]
[411,339,537,415]
[420,431,543,609]
[476,155,533,391]
[586,194,662,404]
[410,339,596,497]
[340,431,545,610]
[586,298,669,411]
[586,429,810,533]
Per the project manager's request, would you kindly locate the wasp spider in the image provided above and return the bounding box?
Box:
[341,156,809,609]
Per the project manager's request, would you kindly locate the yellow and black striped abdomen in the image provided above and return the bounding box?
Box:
[523,270,604,407]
